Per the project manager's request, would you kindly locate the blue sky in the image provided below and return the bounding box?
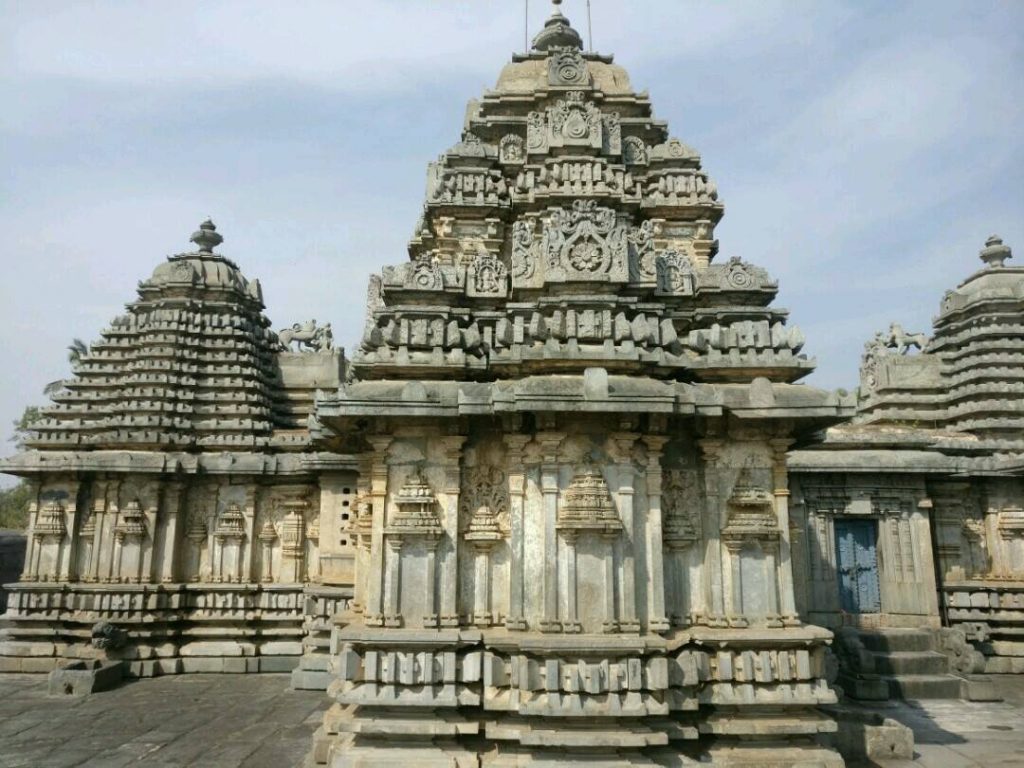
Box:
[1,0,1022,460]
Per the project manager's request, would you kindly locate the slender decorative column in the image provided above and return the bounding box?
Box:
[161,481,184,583]
[364,437,393,626]
[242,486,258,582]
[562,531,581,633]
[20,481,40,581]
[88,483,107,582]
[503,435,530,631]
[351,452,375,615]
[538,432,564,633]
[643,436,670,632]
[723,538,747,626]
[382,536,404,627]
[770,438,800,625]
[698,439,727,626]
[602,531,618,632]
[58,480,81,582]
[259,520,277,582]
[423,533,441,626]
[438,435,467,628]
[140,492,158,584]
[610,433,640,633]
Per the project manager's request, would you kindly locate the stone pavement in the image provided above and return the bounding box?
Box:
[0,674,326,768]
[1,673,1024,767]
[850,675,1024,768]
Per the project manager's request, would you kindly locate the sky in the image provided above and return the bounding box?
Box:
[1,0,1022,465]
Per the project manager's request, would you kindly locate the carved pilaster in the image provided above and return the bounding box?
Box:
[538,432,565,633]
[364,436,393,626]
[438,435,467,628]
[770,438,800,625]
[609,432,640,633]
[503,435,530,630]
[698,439,727,626]
[643,435,670,632]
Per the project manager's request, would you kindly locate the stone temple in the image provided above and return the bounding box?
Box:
[1,3,1020,766]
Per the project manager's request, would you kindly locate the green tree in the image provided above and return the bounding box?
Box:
[10,405,41,451]
[0,482,31,530]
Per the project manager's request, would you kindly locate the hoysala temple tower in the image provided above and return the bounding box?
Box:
[307,4,851,766]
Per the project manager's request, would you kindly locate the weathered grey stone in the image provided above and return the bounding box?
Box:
[47,659,124,696]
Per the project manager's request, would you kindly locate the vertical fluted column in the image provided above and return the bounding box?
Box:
[770,438,800,625]
[21,481,40,581]
[643,436,670,632]
[351,453,374,615]
[364,436,393,626]
[724,538,745,626]
[87,483,107,583]
[424,534,440,627]
[610,433,640,633]
[58,480,81,582]
[383,537,404,627]
[698,439,727,626]
[504,435,530,631]
[140,491,158,584]
[438,436,467,628]
[161,481,183,583]
[562,531,581,633]
[538,432,564,633]
[602,531,618,632]
[242,486,258,583]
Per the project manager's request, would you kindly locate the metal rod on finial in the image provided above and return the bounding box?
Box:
[587,0,593,51]
[524,0,529,51]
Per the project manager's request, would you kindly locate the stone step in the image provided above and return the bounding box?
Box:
[884,674,964,700]
[858,629,936,653]
[871,651,949,676]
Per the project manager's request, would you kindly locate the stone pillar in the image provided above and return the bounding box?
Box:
[364,437,393,626]
[438,435,466,628]
[602,532,618,632]
[58,480,81,582]
[242,486,258,582]
[643,436,670,632]
[140,493,158,584]
[21,481,40,581]
[383,537,403,627]
[423,534,440,627]
[724,538,746,627]
[351,453,374,615]
[538,432,564,633]
[87,484,107,583]
[610,433,640,633]
[698,439,727,626]
[161,481,184,583]
[562,531,581,633]
[769,439,799,624]
[504,435,530,631]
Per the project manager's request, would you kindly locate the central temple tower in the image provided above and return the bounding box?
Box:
[311,3,853,765]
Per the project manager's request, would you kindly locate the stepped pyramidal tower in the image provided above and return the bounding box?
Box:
[307,3,852,766]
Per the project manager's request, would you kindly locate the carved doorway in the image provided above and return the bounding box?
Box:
[834,519,881,614]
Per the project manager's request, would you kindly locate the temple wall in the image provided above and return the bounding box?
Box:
[0,468,358,676]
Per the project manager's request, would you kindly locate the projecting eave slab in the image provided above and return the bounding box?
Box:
[788,448,963,474]
[314,374,853,429]
[0,450,358,478]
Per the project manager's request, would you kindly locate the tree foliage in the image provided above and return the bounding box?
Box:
[0,482,31,530]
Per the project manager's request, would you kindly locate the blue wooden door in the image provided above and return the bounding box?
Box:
[834,519,881,613]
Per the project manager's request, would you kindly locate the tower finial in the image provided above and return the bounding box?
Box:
[190,218,223,255]
[979,235,1012,269]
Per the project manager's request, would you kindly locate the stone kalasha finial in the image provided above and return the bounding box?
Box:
[979,235,1012,269]
[532,0,583,51]
[190,218,223,254]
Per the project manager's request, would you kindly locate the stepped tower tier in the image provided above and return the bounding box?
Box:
[353,3,810,385]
